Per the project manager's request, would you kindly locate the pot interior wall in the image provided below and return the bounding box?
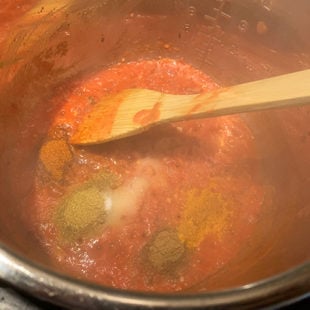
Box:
[0,0,310,292]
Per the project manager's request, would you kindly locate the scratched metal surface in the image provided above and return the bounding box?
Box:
[0,283,63,310]
[0,282,309,310]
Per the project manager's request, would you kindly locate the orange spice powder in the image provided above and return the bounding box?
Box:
[39,139,73,181]
[177,186,232,248]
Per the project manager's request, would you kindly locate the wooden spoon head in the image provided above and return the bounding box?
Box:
[70,88,164,145]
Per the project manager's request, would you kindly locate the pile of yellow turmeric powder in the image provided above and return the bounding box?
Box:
[177,184,232,248]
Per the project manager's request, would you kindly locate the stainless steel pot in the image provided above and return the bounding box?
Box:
[0,0,310,308]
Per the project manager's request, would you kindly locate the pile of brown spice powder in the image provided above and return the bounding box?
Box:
[54,170,121,242]
[146,229,185,272]
[55,186,107,241]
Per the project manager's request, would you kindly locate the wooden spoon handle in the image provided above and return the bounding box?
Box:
[159,69,310,122]
[71,69,310,145]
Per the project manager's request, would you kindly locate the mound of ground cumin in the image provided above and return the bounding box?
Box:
[54,170,120,242]
[55,186,107,241]
[146,229,185,272]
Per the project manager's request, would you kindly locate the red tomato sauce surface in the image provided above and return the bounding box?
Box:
[30,58,266,292]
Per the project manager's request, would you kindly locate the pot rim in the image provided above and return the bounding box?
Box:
[0,244,309,309]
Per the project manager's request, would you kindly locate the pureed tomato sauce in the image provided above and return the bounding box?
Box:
[31,58,265,292]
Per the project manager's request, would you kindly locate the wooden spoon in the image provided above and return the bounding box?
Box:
[70,69,310,145]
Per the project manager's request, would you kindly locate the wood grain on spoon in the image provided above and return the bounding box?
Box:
[70,69,310,145]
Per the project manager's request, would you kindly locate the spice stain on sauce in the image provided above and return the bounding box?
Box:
[133,101,161,126]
